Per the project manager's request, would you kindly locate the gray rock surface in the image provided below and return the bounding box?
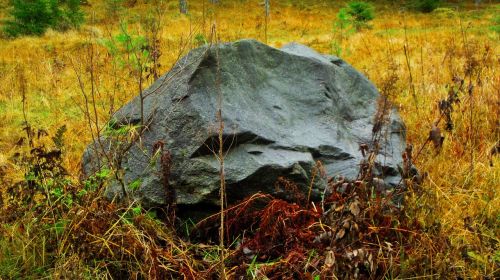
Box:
[82,39,407,208]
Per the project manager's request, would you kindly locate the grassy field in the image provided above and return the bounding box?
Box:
[0,0,499,279]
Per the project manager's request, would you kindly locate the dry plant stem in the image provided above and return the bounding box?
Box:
[143,25,203,100]
[306,162,319,207]
[469,81,474,172]
[72,34,131,198]
[195,193,272,227]
[77,21,201,202]
[147,0,166,81]
[118,23,145,129]
[18,66,31,147]
[71,35,104,168]
[403,12,418,111]
[86,19,162,200]
[460,20,475,172]
[212,22,227,279]
[18,66,60,227]
[88,39,100,137]
[202,0,206,34]
[264,0,270,44]
[420,45,425,93]
[72,59,97,155]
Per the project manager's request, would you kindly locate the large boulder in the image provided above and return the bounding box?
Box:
[82,39,407,208]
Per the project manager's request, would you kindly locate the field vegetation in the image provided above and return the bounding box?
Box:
[0,0,498,279]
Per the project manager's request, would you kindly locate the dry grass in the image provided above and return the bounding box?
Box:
[0,0,498,279]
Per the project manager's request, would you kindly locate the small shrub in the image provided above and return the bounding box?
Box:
[412,0,440,13]
[346,1,375,24]
[3,0,84,37]
[3,0,58,37]
[331,1,373,56]
[58,0,85,30]
[490,14,500,34]
[331,8,355,57]
[194,33,207,46]
[100,24,152,72]
[104,0,124,20]
[339,1,375,31]
[432,7,457,18]
[9,124,73,212]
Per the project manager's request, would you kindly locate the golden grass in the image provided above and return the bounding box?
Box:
[0,0,498,278]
